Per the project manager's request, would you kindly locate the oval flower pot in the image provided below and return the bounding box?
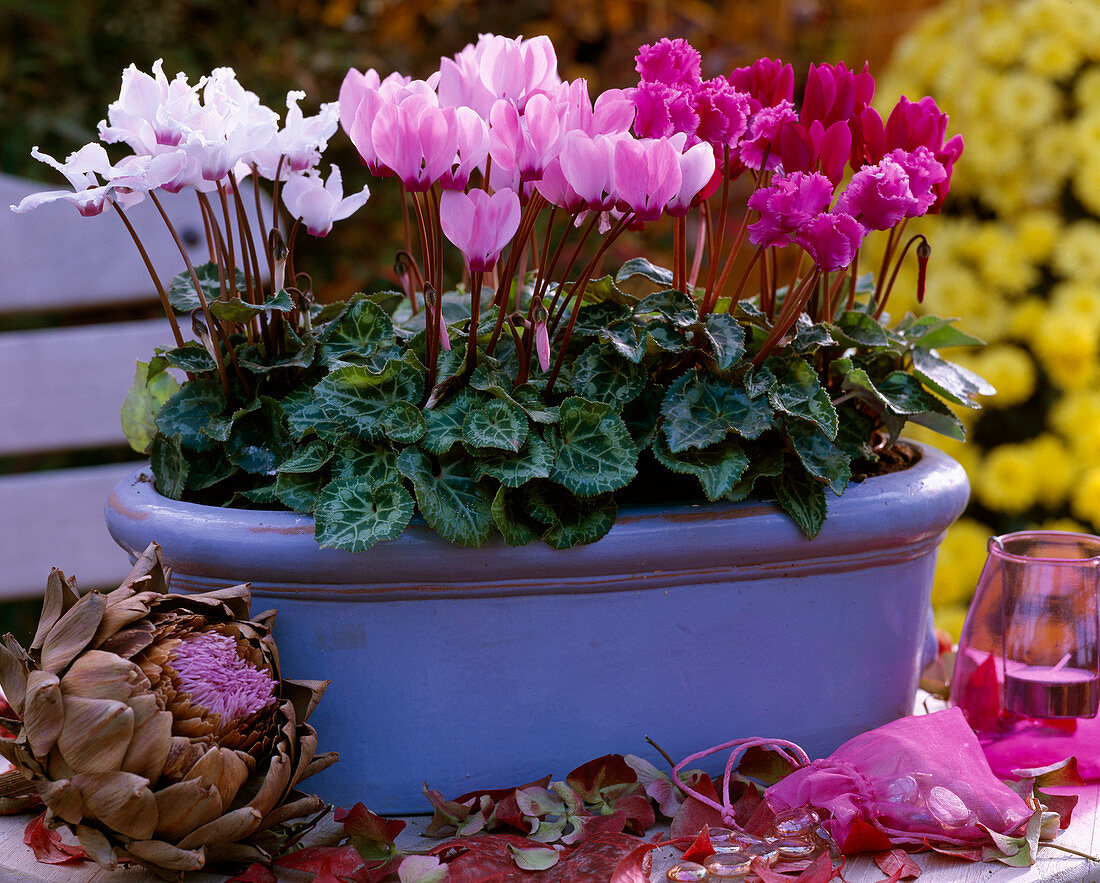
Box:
[106,443,967,814]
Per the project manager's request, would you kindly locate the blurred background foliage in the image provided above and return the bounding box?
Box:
[5,0,1058,643]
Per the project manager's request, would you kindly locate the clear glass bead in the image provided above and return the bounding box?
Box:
[666,860,708,881]
[741,840,780,865]
[772,835,819,860]
[703,850,754,878]
[772,807,820,838]
[928,785,972,827]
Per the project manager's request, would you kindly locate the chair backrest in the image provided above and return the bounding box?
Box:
[0,172,269,599]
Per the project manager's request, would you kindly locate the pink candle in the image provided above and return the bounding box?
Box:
[1004,661,1100,719]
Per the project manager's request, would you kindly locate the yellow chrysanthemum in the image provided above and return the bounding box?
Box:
[1007,297,1048,343]
[1076,66,1100,109]
[1041,517,1093,534]
[1070,467,1100,531]
[1051,280,1100,324]
[1031,309,1100,390]
[975,443,1042,514]
[1073,157,1100,216]
[968,345,1035,408]
[931,517,994,608]
[1025,433,1080,509]
[1053,223,1100,283]
[1023,32,1082,80]
[1050,389,1100,464]
[1013,211,1061,262]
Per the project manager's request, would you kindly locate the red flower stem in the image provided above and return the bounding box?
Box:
[250,164,274,283]
[215,182,238,301]
[196,191,218,264]
[672,215,684,292]
[546,212,633,393]
[533,205,558,302]
[847,252,860,311]
[876,232,926,320]
[466,269,484,374]
[753,268,821,366]
[112,204,185,349]
[725,246,764,313]
[410,191,433,301]
[149,191,231,397]
[197,193,230,300]
[688,210,707,291]
[399,183,418,313]
[547,212,599,329]
[872,223,900,313]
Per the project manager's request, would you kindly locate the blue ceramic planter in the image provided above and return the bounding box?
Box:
[105,443,968,814]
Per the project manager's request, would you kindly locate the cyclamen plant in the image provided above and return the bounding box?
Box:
[12,35,988,549]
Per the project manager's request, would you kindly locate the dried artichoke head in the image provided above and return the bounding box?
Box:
[0,542,336,876]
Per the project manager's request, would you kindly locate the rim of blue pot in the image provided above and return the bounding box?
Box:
[105,441,968,589]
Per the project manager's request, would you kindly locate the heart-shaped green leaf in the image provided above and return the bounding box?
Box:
[572,343,645,408]
[660,371,772,453]
[652,433,750,501]
[122,360,181,454]
[332,437,401,486]
[547,398,637,496]
[315,479,414,551]
[225,396,293,474]
[767,357,838,439]
[704,313,746,370]
[318,298,395,366]
[463,398,528,452]
[314,359,423,439]
[423,389,483,454]
[398,448,495,546]
[209,289,294,323]
[473,433,553,487]
[155,377,227,452]
[277,438,333,474]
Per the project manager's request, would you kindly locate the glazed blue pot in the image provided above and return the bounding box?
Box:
[105,443,968,814]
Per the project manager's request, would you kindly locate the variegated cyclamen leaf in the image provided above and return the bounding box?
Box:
[318,298,395,366]
[766,357,838,439]
[225,397,293,475]
[423,389,483,454]
[331,438,401,487]
[275,471,324,513]
[209,289,294,323]
[150,434,189,499]
[166,262,240,312]
[785,420,851,494]
[652,434,750,501]
[314,479,414,552]
[491,486,542,547]
[547,398,637,496]
[282,386,346,444]
[462,398,528,452]
[155,378,226,453]
[397,448,495,546]
[704,313,746,370]
[313,360,423,439]
[633,289,697,327]
[160,343,216,374]
[473,433,553,488]
[277,438,333,474]
[381,400,426,444]
[522,483,618,549]
[660,371,772,453]
[772,463,827,539]
[572,343,645,408]
[912,347,996,408]
[122,360,181,455]
[826,310,890,347]
[615,257,674,289]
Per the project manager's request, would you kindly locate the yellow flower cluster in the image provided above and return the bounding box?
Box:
[882,0,1100,637]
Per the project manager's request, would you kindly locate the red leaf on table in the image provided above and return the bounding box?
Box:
[337,802,407,844]
[608,793,656,834]
[433,831,645,882]
[669,774,723,838]
[576,809,628,842]
[225,862,278,883]
[566,754,639,801]
[839,818,893,854]
[874,848,922,879]
[609,839,657,883]
[680,826,716,863]
[928,842,984,862]
[274,844,365,877]
[796,852,842,882]
[22,812,86,864]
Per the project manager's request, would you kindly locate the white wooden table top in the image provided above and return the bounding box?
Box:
[2,791,1099,883]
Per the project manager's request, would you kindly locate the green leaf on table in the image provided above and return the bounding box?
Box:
[332,437,401,487]
[463,398,528,452]
[209,289,294,323]
[122,360,181,454]
[616,257,674,289]
[150,433,188,499]
[161,343,216,373]
[507,843,561,871]
[704,313,746,370]
[661,371,772,453]
[398,448,495,546]
[155,377,226,452]
[912,347,995,408]
[225,397,293,474]
[653,433,750,501]
[423,389,482,454]
[773,462,827,539]
[572,343,645,408]
[166,262,242,312]
[275,471,323,513]
[473,432,553,487]
[547,397,638,496]
[314,359,423,439]
[981,808,1044,867]
[785,420,851,494]
[277,438,333,474]
[491,486,542,546]
[767,357,838,439]
[314,478,414,551]
[319,298,395,366]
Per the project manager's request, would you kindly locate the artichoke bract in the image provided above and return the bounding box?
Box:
[0,542,336,875]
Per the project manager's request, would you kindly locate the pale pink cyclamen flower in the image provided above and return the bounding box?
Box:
[281,165,370,237]
[488,93,565,185]
[534,157,584,212]
[665,138,718,216]
[339,70,435,176]
[793,212,866,271]
[478,34,561,109]
[534,319,551,372]
[249,91,340,179]
[438,106,490,190]
[11,144,187,216]
[557,130,619,212]
[613,136,682,222]
[559,79,636,137]
[439,188,521,272]
[747,171,835,247]
[98,59,202,155]
[371,94,457,192]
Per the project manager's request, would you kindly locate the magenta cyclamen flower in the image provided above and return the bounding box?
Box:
[794,212,866,271]
[631,81,700,140]
[635,38,702,88]
[439,188,521,272]
[747,171,835,248]
[694,78,751,150]
[728,58,795,110]
[834,156,919,230]
[885,146,946,216]
[739,100,797,171]
[800,61,875,129]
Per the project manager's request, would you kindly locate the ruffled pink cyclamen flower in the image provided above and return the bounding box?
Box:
[635,38,702,88]
[439,188,521,272]
[794,212,866,271]
[281,165,370,237]
[747,171,835,248]
[738,100,797,171]
[834,156,919,230]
